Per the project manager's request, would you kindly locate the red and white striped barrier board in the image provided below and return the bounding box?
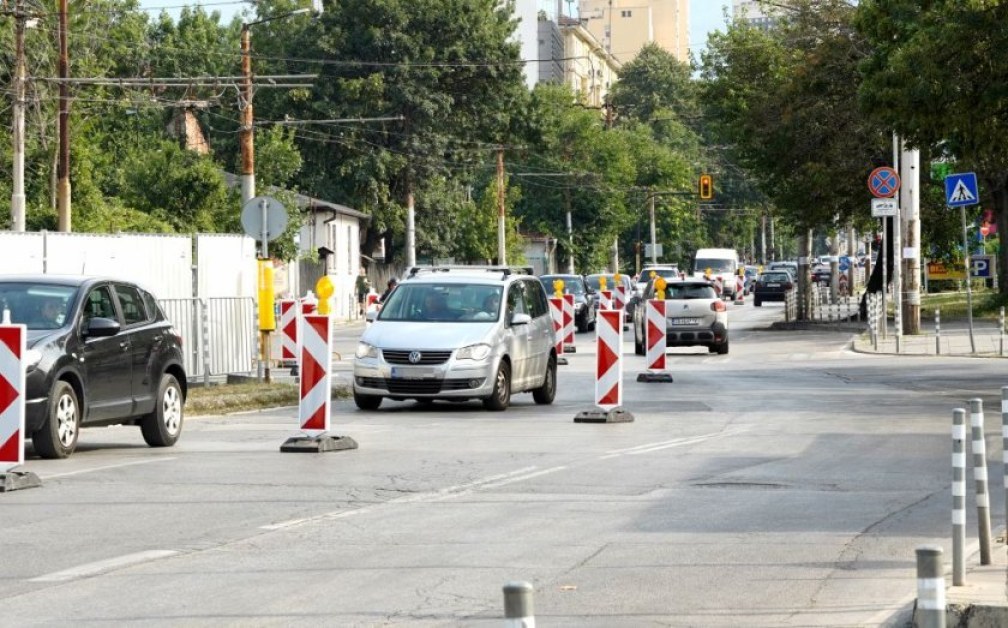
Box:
[548,297,564,355]
[735,276,745,304]
[713,277,723,296]
[645,300,666,371]
[595,309,624,410]
[0,325,26,469]
[299,314,332,436]
[279,299,297,362]
[599,290,612,310]
[562,294,575,348]
[613,284,626,311]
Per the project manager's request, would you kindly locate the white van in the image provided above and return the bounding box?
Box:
[691,248,740,299]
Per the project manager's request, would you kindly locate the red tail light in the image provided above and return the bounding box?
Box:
[784,282,793,290]
[710,300,726,313]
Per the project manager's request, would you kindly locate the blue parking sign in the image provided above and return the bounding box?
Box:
[838,256,851,272]
[945,173,979,207]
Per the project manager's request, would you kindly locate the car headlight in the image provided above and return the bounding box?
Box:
[456,343,492,361]
[24,349,42,371]
[355,342,378,359]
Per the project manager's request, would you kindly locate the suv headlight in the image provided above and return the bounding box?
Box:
[456,343,491,361]
[355,342,378,359]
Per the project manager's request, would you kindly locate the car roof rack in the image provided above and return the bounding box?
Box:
[406,265,534,280]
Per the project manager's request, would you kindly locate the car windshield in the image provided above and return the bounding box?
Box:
[0,282,78,330]
[660,284,716,300]
[540,277,585,296]
[639,269,680,282]
[585,275,627,291]
[761,273,790,282]
[377,283,503,322]
[693,258,735,273]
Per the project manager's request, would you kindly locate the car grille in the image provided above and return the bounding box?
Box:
[382,350,453,365]
[385,379,479,395]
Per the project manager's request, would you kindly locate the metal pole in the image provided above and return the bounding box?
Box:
[970,398,992,565]
[893,136,902,342]
[502,581,534,628]
[11,0,26,232]
[962,206,976,352]
[916,546,946,628]
[56,0,71,231]
[952,408,966,586]
[935,308,941,355]
[406,187,416,267]
[882,218,888,340]
[1002,388,1008,583]
[999,307,1004,356]
[497,148,506,265]
[260,198,269,259]
[649,192,657,265]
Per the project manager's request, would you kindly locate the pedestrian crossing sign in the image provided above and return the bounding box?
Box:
[945,172,979,207]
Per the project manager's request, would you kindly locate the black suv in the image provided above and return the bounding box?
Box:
[538,274,596,332]
[0,276,187,459]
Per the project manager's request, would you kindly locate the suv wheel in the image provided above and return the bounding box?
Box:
[141,374,184,447]
[634,326,645,355]
[354,389,382,410]
[716,339,729,355]
[532,356,556,405]
[483,361,511,411]
[33,380,79,459]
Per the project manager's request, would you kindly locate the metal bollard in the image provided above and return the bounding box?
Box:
[935,308,941,355]
[970,398,993,565]
[1000,307,1005,356]
[916,546,946,628]
[503,581,535,628]
[952,408,966,586]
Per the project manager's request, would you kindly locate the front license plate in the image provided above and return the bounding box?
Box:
[670,317,700,325]
[391,367,436,379]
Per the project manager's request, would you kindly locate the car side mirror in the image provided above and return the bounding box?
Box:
[510,312,532,326]
[85,316,120,338]
[365,310,377,322]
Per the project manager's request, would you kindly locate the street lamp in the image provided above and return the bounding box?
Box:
[239,3,321,205]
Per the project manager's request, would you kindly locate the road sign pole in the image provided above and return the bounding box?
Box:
[960,205,976,353]
[881,218,888,340]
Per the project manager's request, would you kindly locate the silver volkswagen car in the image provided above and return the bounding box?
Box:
[353,267,557,411]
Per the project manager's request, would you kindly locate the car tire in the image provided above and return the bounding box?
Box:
[140,373,184,447]
[716,340,729,355]
[754,298,762,307]
[634,326,645,355]
[33,380,79,459]
[483,361,511,411]
[532,355,557,405]
[353,389,382,410]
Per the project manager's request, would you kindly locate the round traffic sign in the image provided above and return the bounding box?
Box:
[868,166,901,198]
[241,195,288,242]
[980,224,990,237]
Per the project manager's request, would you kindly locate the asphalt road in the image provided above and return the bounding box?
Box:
[3,297,1004,627]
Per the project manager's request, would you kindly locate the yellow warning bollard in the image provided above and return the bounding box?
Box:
[316,275,335,316]
[655,276,667,300]
[553,279,565,299]
[599,276,607,291]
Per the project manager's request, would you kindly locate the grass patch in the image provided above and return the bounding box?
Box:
[919,289,1008,321]
[185,382,349,415]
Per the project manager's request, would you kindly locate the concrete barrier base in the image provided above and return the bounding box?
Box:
[280,434,359,453]
[574,408,634,424]
[637,372,673,383]
[557,357,569,366]
[0,469,42,492]
[563,346,576,353]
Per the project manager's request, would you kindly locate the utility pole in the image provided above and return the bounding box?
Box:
[239,24,255,204]
[648,191,657,265]
[565,187,574,274]
[406,185,416,267]
[57,0,71,231]
[760,211,767,265]
[497,147,506,265]
[892,135,903,341]
[10,0,26,232]
[901,144,921,334]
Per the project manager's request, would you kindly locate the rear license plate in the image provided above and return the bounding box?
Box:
[391,367,436,379]
[767,283,780,287]
[670,317,700,325]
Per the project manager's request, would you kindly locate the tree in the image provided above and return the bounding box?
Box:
[857,0,1008,294]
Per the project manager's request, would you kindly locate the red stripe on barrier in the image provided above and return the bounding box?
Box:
[597,334,618,375]
[0,376,17,415]
[302,406,326,431]
[0,327,21,359]
[0,431,18,462]
[300,353,324,398]
[598,384,619,406]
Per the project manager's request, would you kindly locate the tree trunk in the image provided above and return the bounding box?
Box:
[994,182,1008,295]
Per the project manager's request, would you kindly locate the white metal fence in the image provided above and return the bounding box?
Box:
[158,297,258,384]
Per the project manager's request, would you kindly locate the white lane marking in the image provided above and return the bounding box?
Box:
[31,550,179,583]
[604,428,748,458]
[479,466,567,489]
[42,457,177,480]
[260,466,540,531]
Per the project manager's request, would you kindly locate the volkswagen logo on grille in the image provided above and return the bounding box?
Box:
[408,351,422,364]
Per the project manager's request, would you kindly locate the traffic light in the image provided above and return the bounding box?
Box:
[698,174,713,200]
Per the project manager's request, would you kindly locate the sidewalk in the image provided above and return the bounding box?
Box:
[850,327,1006,357]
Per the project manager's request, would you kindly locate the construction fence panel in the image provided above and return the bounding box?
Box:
[196,234,257,298]
[158,296,257,381]
[0,232,45,272]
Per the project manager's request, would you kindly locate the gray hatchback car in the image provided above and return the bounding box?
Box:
[353,267,557,411]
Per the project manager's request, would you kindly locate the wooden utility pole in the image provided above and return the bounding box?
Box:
[497,147,506,265]
[57,0,71,231]
[239,24,255,204]
[11,0,26,231]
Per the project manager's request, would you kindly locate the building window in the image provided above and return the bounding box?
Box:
[620,10,632,17]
